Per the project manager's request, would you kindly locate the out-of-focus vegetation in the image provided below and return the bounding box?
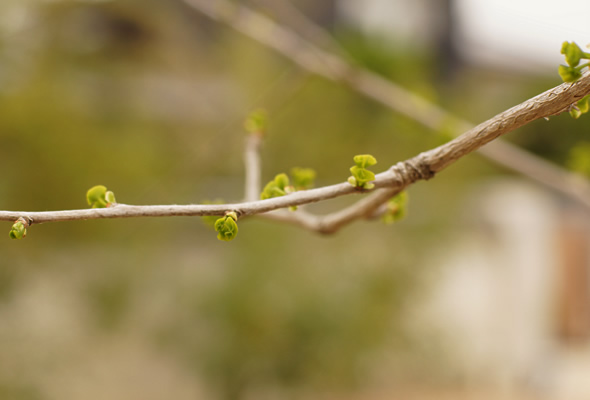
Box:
[0,0,588,399]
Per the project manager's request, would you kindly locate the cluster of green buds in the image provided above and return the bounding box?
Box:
[260,168,316,200]
[558,42,590,118]
[558,42,590,83]
[382,191,409,224]
[86,185,117,208]
[348,154,377,189]
[261,173,293,200]
[214,211,238,241]
[260,168,316,211]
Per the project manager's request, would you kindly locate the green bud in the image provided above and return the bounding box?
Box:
[261,173,291,200]
[291,167,316,190]
[215,213,238,241]
[87,185,116,208]
[87,185,107,208]
[350,166,376,184]
[244,109,268,135]
[348,155,377,189]
[261,183,285,200]
[9,221,27,240]
[382,191,409,224]
[274,173,289,190]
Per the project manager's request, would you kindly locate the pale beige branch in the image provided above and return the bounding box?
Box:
[183,0,590,210]
[3,74,588,231]
[249,0,346,56]
[244,133,263,202]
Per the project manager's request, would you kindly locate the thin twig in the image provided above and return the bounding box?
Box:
[3,75,589,231]
[183,0,590,210]
[249,0,346,56]
[244,133,263,202]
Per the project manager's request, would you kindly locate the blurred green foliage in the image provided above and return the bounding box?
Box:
[0,0,587,399]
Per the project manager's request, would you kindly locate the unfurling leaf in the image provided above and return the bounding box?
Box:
[558,41,590,84]
[562,41,584,67]
[558,65,582,83]
[87,185,117,208]
[569,95,590,119]
[348,154,377,189]
[261,173,292,200]
[215,212,238,241]
[9,221,27,240]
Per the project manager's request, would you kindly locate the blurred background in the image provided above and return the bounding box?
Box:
[1,0,590,399]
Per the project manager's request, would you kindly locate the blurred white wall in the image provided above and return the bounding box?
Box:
[337,0,590,73]
[415,179,590,399]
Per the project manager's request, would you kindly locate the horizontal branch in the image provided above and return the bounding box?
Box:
[2,74,588,229]
[182,0,590,210]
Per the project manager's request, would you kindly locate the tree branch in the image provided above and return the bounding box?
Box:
[244,133,263,202]
[182,0,590,210]
[3,74,588,231]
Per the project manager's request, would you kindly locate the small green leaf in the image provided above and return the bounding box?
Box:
[105,191,116,204]
[558,64,582,83]
[214,213,238,241]
[562,41,583,67]
[261,173,291,200]
[9,221,26,240]
[570,107,583,119]
[244,109,268,135]
[274,173,289,190]
[353,154,377,168]
[578,95,590,114]
[350,166,376,183]
[87,185,107,208]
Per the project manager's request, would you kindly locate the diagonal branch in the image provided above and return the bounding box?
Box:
[182,0,590,210]
[2,74,589,232]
